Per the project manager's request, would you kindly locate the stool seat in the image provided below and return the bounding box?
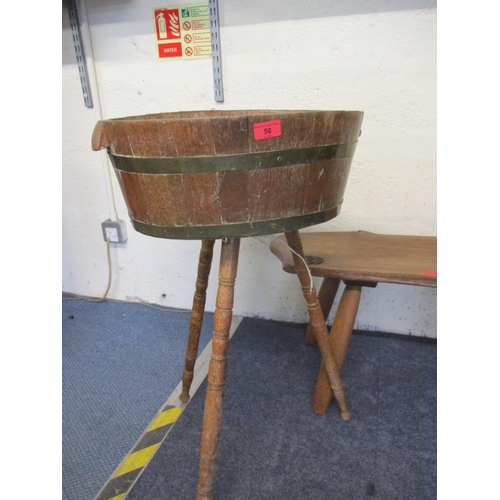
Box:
[270,230,437,287]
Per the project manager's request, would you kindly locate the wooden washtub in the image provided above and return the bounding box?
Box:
[91,110,363,239]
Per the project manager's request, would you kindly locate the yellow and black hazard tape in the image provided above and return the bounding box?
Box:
[94,405,183,500]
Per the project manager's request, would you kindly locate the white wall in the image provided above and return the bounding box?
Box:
[62,0,437,337]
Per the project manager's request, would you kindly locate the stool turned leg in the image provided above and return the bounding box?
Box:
[180,239,216,403]
[284,230,351,421]
[196,238,240,500]
[312,283,362,415]
[305,278,341,345]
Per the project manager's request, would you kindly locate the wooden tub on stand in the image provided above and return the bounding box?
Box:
[92,109,363,499]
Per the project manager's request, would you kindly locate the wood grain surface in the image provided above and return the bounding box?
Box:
[270,231,437,287]
[92,110,363,239]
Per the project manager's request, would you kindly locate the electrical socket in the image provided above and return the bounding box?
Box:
[101,219,128,243]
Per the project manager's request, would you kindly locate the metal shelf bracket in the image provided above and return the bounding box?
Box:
[209,0,224,102]
[65,0,94,108]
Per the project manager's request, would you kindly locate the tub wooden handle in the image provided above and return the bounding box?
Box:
[91,121,111,151]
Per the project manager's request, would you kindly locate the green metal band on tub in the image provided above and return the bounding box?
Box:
[109,142,357,174]
[130,207,341,240]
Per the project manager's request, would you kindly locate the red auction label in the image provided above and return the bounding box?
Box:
[254,119,282,140]
[421,270,437,276]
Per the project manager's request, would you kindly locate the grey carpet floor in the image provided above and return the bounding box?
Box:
[127,317,437,500]
[62,296,214,500]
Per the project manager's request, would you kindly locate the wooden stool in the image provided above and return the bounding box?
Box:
[92,110,363,499]
[270,230,437,414]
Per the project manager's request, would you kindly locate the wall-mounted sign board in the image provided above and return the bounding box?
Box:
[154,3,212,60]
[153,1,224,102]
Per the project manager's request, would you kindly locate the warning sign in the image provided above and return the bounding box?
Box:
[154,3,212,60]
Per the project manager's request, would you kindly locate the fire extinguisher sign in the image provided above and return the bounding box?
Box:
[154,3,212,60]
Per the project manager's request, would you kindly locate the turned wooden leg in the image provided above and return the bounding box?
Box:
[196,238,240,500]
[284,230,351,421]
[180,239,215,403]
[312,282,362,414]
[305,277,341,345]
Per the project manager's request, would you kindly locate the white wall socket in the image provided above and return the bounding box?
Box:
[101,219,128,243]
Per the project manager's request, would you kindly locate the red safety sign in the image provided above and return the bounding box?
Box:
[157,42,183,58]
[154,3,212,60]
[155,9,181,40]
